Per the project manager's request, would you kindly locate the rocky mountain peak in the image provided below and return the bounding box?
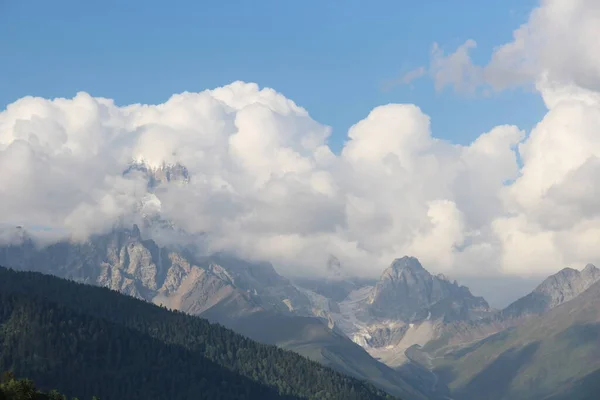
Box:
[325,255,344,278]
[535,266,599,298]
[436,273,453,283]
[369,256,490,322]
[131,224,141,239]
[0,226,314,318]
[502,263,600,319]
[379,256,427,282]
[542,267,579,283]
[582,263,599,276]
[123,161,190,190]
[390,256,424,272]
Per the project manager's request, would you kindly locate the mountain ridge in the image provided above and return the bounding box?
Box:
[0,226,431,399]
[369,256,491,323]
[501,263,600,320]
[0,265,396,400]
[429,278,600,399]
[415,263,600,357]
[7,224,598,399]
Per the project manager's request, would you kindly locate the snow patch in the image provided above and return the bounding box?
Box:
[282,299,294,312]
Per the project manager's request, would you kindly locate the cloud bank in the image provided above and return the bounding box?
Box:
[1,0,600,278]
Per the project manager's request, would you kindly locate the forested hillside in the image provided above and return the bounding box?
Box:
[0,266,396,400]
[0,372,94,400]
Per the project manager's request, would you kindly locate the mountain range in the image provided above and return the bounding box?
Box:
[0,266,396,400]
[1,217,599,399]
[295,256,495,370]
[0,225,432,400]
[426,273,600,399]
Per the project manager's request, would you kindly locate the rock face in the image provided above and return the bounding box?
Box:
[0,228,439,399]
[501,264,600,320]
[417,263,600,357]
[369,256,491,323]
[123,161,190,189]
[295,256,494,368]
[0,225,312,318]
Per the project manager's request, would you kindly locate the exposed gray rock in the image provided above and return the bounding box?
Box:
[123,161,190,190]
[294,256,495,364]
[294,276,376,303]
[422,263,600,355]
[368,256,491,323]
[0,225,312,318]
[501,264,600,319]
[0,225,436,399]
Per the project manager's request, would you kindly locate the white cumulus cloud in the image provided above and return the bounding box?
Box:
[423,0,600,94]
[2,0,600,279]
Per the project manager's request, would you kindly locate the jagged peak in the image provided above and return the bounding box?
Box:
[389,256,424,271]
[123,160,190,190]
[101,223,147,247]
[555,267,579,275]
[583,263,599,274]
[370,256,492,322]
[326,255,343,276]
[128,158,184,171]
[504,263,600,317]
[533,265,600,298]
[131,224,141,239]
[535,267,579,290]
[379,256,426,281]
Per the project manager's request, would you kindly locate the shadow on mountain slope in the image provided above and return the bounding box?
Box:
[202,309,429,400]
[546,368,600,400]
[556,322,600,348]
[456,341,541,400]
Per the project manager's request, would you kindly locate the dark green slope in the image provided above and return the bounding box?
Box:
[0,373,93,400]
[0,266,396,400]
[207,310,428,400]
[0,292,291,400]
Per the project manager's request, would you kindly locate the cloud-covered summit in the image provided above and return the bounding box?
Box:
[2,0,600,279]
[0,82,523,277]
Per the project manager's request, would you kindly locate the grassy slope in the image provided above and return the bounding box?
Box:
[431,281,600,399]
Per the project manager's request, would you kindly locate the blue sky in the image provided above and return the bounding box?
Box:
[1,0,545,152]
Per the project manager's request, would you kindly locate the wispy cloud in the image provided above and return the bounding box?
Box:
[382,66,427,91]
